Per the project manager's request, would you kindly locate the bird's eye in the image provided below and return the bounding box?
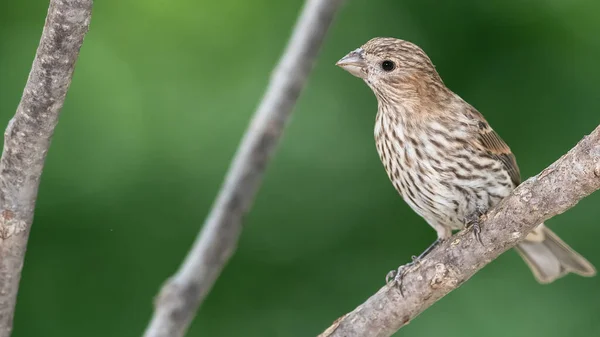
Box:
[381,60,395,71]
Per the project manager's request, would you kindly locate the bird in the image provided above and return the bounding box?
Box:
[335,37,596,284]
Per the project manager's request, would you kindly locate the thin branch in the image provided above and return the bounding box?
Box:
[142,0,345,336]
[319,124,600,337]
[0,1,92,335]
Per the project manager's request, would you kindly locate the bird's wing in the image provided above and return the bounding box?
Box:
[468,109,521,186]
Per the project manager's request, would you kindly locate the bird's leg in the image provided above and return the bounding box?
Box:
[413,237,443,260]
[386,238,444,296]
[465,206,487,245]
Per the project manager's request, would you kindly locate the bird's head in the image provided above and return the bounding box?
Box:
[336,37,443,103]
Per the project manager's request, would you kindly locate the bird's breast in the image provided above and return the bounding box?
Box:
[374,111,511,229]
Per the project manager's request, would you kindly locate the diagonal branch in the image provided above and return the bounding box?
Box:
[142,0,345,336]
[0,0,93,336]
[319,124,600,337]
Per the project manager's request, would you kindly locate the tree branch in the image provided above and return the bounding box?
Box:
[0,1,92,335]
[319,124,600,337]
[142,0,345,336]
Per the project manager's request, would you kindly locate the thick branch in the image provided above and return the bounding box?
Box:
[0,1,92,335]
[319,125,600,337]
[142,0,345,336]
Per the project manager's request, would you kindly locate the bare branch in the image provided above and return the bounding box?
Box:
[0,0,92,335]
[319,124,600,337]
[142,0,345,336]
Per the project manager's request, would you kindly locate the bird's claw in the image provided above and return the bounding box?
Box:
[385,238,443,296]
[465,207,487,245]
[385,269,398,284]
[385,259,421,296]
[471,222,483,245]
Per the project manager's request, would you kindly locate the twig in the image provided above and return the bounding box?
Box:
[319,124,600,337]
[142,0,345,336]
[0,1,92,336]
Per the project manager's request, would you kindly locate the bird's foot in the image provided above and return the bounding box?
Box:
[465,207,487,245]
[385,238,443,296]
[385,256,421,296]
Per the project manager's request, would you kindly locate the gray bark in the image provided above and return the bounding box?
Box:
[319,124,600,337]
[142,0,345,336]
[0,1,92,336]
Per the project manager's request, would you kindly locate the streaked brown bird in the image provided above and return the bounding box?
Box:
[336,37,596,284]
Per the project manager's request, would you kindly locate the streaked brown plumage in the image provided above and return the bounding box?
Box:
[336,37,596,284]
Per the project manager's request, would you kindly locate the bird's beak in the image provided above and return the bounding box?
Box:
[336,48,367,78]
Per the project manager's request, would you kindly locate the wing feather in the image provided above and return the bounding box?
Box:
[468,109,521,186]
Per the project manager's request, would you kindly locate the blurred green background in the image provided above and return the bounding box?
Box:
[1,0,600,336]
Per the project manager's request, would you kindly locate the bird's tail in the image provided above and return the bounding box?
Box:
[515,224,596,284]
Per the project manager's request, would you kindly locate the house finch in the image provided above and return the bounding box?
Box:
[336,37,596,284]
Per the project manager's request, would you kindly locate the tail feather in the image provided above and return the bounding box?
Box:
[515,224,596,284]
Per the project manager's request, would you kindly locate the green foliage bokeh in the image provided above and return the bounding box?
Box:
[1,0,600,336]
